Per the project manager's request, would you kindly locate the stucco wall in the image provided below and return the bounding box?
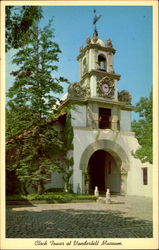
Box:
[126,157,152,197]
[120,110,131,131]
[72,127,152,197]
[71,105,87,127]
[119,132,152,197]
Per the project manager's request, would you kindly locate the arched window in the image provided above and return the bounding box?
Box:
[98,54,106,71]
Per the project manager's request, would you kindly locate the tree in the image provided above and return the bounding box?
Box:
[61,111,74,192]
[6,6,43,51]
[132,92,152,164]
[118,90,132,104]
[6,20,69,194]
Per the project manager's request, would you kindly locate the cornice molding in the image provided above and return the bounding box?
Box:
[61,96,134,111]
[77,44,116,60]
[81,70,121,82]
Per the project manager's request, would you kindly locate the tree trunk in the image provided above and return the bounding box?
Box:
[37,180,44,195]
[21,183,28,195]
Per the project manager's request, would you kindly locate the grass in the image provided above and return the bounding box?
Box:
[6,192,97,203]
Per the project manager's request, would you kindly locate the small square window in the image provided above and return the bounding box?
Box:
[142,168,148,185]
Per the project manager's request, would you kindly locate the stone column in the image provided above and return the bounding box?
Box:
[89,49,96,71]
[82,171,85,194]
[90,75,96,97]
[114,80,118,101]
[106,51,113,73]
[111,115,118,130]
[111,107,119,131]
[120,169,127,195]
[94,49,98,70]
[82,169,89,194]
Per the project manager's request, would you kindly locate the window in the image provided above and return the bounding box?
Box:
[99,108,111,129]
[98,54,106,71]
[142,168,148,185]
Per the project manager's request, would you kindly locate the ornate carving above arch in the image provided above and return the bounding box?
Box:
[79,139,129,172]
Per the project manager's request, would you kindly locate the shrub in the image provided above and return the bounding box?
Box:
[45,188,64,193]
[6,194,27,201]
[6,192,97,203]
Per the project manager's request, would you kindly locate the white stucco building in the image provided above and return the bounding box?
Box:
[47,29,152,198]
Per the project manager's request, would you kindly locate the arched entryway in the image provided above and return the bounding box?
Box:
[87,150,121,194]
[80,139,129,195]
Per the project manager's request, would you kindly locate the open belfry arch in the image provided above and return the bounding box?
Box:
[57,10,152,197]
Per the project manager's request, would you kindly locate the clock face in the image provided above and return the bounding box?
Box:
[101,83,110,95]
[97,76,115,98]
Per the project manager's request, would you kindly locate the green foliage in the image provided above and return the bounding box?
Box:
[6,169,21,195]
[7,20,67,114]
[6,108,64,194]
[6,19,68,194]
[118,90,132,104]
[6,6,43,51]
[64,111,74,151]
[132,92,152,164]
[6,194,28,201]
[62,111,74,192]
[6,192,96,203]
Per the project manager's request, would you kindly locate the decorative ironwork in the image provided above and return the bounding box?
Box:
[93,9,102,36]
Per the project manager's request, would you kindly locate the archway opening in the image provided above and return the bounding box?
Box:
[98,54,106,71]
[87,149,121,194]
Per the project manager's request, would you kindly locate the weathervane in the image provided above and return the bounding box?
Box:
[93,9,102,36]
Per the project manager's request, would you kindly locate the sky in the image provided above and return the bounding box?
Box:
[6,5,152,120]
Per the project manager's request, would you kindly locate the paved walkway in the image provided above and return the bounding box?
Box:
[6,195,152,238]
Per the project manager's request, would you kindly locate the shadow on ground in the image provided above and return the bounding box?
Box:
[6,200,36,206]
[6,207,153,238]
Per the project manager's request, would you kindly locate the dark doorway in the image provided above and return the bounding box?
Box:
[88,150,106,193]
[99,108,111,129]
[87,149,121,194]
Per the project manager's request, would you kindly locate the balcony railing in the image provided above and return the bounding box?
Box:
[99,121,111,129]
[90,120,120,130]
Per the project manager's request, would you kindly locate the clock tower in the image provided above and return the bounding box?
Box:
[59,12,152,197]
[77,30,120,101]
[68,27,132,132]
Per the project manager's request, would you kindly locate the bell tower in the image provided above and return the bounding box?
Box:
[67,10,132,132]
[58,8,154,198]
[77,12,120,101]
[60,10,152,198]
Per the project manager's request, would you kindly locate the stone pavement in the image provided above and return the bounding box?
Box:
[6,195,152,238]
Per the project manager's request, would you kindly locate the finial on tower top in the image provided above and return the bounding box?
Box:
[93,9,101,37]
